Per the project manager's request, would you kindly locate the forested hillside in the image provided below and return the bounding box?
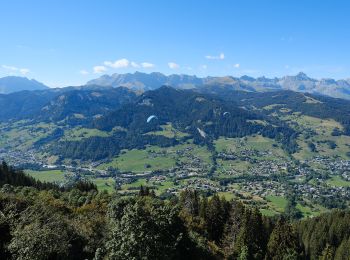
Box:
[0,86,137,122]
[53,86,297,161]
[0,162,349,259]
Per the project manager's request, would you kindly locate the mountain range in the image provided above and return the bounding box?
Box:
[87,72,350,99]
[1,72,350,100]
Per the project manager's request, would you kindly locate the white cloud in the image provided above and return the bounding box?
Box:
[19,68,30,75]
[168,62,179,69]
[131,62,140,68]
[141,62,155,68]
[99,58,155,70]
[80,70,89,75]
[93,66,107,74]
[234,63,240,68]
[200,65,207,70]
[2,65,18,71]
[104,58,130,69]
[205,52,225,60]
[2,65,30,75]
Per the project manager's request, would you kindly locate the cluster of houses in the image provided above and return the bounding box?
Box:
[2,133,350,210]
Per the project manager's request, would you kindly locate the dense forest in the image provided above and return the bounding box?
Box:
[1,162,349,259]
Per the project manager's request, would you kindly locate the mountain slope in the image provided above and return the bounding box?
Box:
[53,86,296,160]
[0,76,49,94]
[198,87,350,135]
[38,87,137,124]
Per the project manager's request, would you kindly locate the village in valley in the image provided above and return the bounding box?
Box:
[2,120,350,217]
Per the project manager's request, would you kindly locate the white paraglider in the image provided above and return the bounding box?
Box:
[197,128,206,138]
[146,115,158,123]
[223,112,230,116]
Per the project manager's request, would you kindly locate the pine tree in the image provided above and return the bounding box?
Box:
[233,208,266,259]
[222,201,246,258]
[206,194,225,242]
[179,189,200,216]
[267,217,300,260]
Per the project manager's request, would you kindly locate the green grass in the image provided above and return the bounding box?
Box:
[262,104,284,110]
[217,191,235,200]
[91,177,115,193]
[152,181,176,195]
[260,208,278,216]
[266,195,288,212]
[145,123,189,139]
[192,145,212,164]
[214,137,238,153]
[296,203,319,218]
[214,135,286,157]
[0,122,58,150]
[99,142,211,173]
[282,114,342,135]
[217,159,251,174]
[101,148,176,172]
[326,175,350,187]
[62,127,110,141]
[274,114,350,160]
[26,170,65,183]
[122,178,148,190]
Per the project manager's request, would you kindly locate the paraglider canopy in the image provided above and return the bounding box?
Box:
[223,112,230,116]
[146,115,158,123]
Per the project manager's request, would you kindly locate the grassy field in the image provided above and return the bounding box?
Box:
[217,159,251,174]
[296,203,318,218]
[217,191,235,200]
[214,135,286,157]
[326,175,350,187]
[98,141,212,173]
[0,123,54,150]
[121,178,148,190]
[260,208,278,216]
[214,135,287,175]
[26,169,66,183]
[145,123,189,139]
[100,148,176,172]
[276,114,350,160]
[62,127,110,141]
[90,177,115,193]
[266,195,288,212]
[152,181,176,195]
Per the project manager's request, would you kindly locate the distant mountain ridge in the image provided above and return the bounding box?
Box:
[0,76,49,94]
[0,86,136,122]
[87,71,350,99]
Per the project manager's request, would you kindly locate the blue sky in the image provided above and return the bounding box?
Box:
[0,0,349,87]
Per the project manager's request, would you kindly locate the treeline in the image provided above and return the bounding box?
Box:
[1,171,350,259]
[0,161,61,191]
[0,162,97,192]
